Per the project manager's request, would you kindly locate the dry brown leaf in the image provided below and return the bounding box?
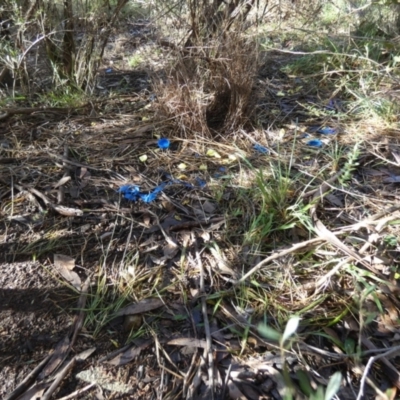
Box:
[76,347,96,361]
[230,380,261,400]
[144,216,184,233]
[79,167,89,180]
[202,200,216,214]
[167,337,208,348]
[107,340,152,366]
[227,380,246,399]
[38,336,70,380]
[362,168,388,176]
[325,193,343,207]
[163,241,179,260]
[53,254,81,289]
[208,247,238,277]
[69,186,80,199]
[71,276,91,346]
[116,298,164,316]
[123,124,155,136]
[15,382,50,400]
[377,297,400,333]
[53,176,71,189]
[52,205,83,217]
[161,216,185,231]
[123,315,142,332]
[392,152,400,165]
[79,167,91,188]
[143,213,151,227]
[193,208,206,219]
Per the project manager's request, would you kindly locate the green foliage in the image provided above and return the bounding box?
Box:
[127,54,144,68]
[37,87,86,107]
[259,317,342,400]
[0,0,131,95]
[339,142,360,185]
[244,163,311,245]
[384,234,398,247]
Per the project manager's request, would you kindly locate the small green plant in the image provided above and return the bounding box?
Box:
[324,141,347,173]
[384,234,398,247]
[127,54,144,68]
[259,316,342,400]
[84,268,131,338]
[244,162,311,245]
[37,87,87,107]
[348,93,400,122]
[339,142,360,185]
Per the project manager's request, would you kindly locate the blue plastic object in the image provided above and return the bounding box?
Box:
[118,183,167,203]
[317,127,336,135]
[253,143,269,154]
[195,178,207,188]
[118,175,207,203]
[157,138,170,150]
[307,139,323,148]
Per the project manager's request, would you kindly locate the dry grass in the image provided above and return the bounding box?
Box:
[154,32,258,140]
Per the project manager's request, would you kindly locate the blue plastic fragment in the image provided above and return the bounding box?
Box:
[317,127,336,135]
[118,185,141,201]
[118,185,135,193]
[151,182,168,195]
[118,176,206,203]
[253,143,269,154]
[118,184,165,203]
[307,139,323,148]
[195,178,207,188]
[141,182,168,202]
[157,138,170,150]
[139,192,158,203]
[105,68,113,73]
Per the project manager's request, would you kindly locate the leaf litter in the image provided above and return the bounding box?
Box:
[3,21,400,400]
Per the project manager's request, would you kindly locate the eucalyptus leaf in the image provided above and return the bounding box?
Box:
[296,370,313,396]
[282,315,300,344]
[258,323,281,342]
[325,372,342,400]
[311,385,324,400]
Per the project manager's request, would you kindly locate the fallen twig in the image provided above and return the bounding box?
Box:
[197,244,214,399]
[55,383,96,400]
[0,106,72,121]
[357,340,400,399]
[70,276,91,347]
[41,357,77,400]
[4,354,52,400]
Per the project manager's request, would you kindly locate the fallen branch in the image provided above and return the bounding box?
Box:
[0,106,72,120]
